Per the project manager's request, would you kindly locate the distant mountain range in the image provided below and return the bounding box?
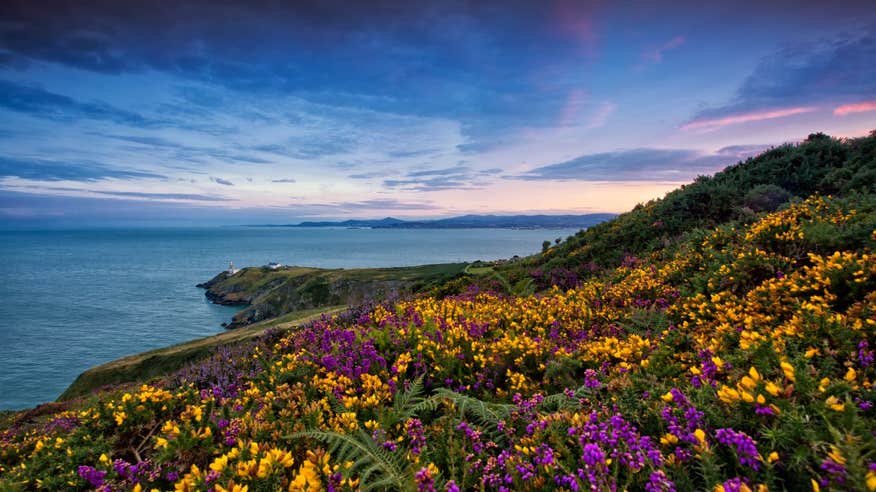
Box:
[252,214,616,229]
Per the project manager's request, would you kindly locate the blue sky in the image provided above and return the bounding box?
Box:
[1,0,875,226]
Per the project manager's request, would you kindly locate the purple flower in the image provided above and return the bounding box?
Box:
[581,443,605,467]
[414,466,436,492]
[534,444,556,466]
[720,477,752,492]
[858,341,874,368]
[645,470,676,492]
[716,428,760,470]
[77,466,107,487]
[583,369,602,389]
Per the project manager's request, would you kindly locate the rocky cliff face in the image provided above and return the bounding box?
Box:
[198,264,466,329]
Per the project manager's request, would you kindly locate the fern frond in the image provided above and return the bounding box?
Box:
[393,375,425,417]
[287,429,413,491]
[539,390,583,412]
[406,397,441,416]
[432,388,513,439]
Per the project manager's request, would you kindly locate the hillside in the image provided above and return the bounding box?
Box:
[0,132,874,491]
[461,132,876,294]
[57,306,347,401]
[198,263,467,329]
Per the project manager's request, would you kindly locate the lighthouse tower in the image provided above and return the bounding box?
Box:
[228,261,239,275]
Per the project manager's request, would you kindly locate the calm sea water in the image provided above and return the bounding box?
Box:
[0,227,576,409]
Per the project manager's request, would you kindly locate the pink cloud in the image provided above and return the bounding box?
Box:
[559,89,589,126]
[642,36,686,63]
[681,106,818,131]
[833,101,876,116]
[586,101,616,128]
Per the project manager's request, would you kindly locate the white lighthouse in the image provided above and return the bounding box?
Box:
[228,261,239,275]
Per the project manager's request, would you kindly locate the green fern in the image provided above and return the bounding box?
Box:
[287,429,414,491]
[511,277,536,297]
[431,388,514,441]
[392,375,426,418]
[538,388,586,412]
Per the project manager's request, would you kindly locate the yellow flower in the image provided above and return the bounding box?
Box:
[660,433,679,445]
[257,458,272,478]
[780,361,796,381]
[866,468,876,491]
[844,367,856,382]
[764,381,781,397]
[210,455,229,473]
[748,367,761,382]
[811,479,820,492]
[661,391,674,402]
[825,396,845,412]
[827,446,846,465]
[718,386,740,403]
[767,451,779,464]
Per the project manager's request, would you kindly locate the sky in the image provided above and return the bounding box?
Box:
[1,0,875,227]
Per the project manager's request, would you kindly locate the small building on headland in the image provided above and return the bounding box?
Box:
[267,261,283,270]
[227,261,240,275]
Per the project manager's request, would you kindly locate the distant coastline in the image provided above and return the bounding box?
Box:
[248,213,616,230]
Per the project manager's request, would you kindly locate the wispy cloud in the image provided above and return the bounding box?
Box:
[271,178,297,183]
[100,133,273,165]
[586,102,616,129]
[681,106,817,132]
[382,165,500,192]
[210,176,234,186]
[642,36,686,63]
[557,92,615,129]
[0,80,166,127]
[512,146,769,182]
[284,198,440,217]
[334,199,438,211]
[834,101,876,116]
[90,191,230,202]
[0,156,165,182]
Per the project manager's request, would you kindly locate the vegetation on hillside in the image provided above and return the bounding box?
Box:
[0,133,874,492]
[442,132,876,295]
[58,307,347,401]
[199,264,467,329]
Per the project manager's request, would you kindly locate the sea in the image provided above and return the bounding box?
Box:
[0,226,578,410]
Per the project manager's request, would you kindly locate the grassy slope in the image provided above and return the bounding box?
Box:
[58,306,345,400]
[204,262,469,327]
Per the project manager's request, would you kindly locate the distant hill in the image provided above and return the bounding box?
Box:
[256,213,616,229]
